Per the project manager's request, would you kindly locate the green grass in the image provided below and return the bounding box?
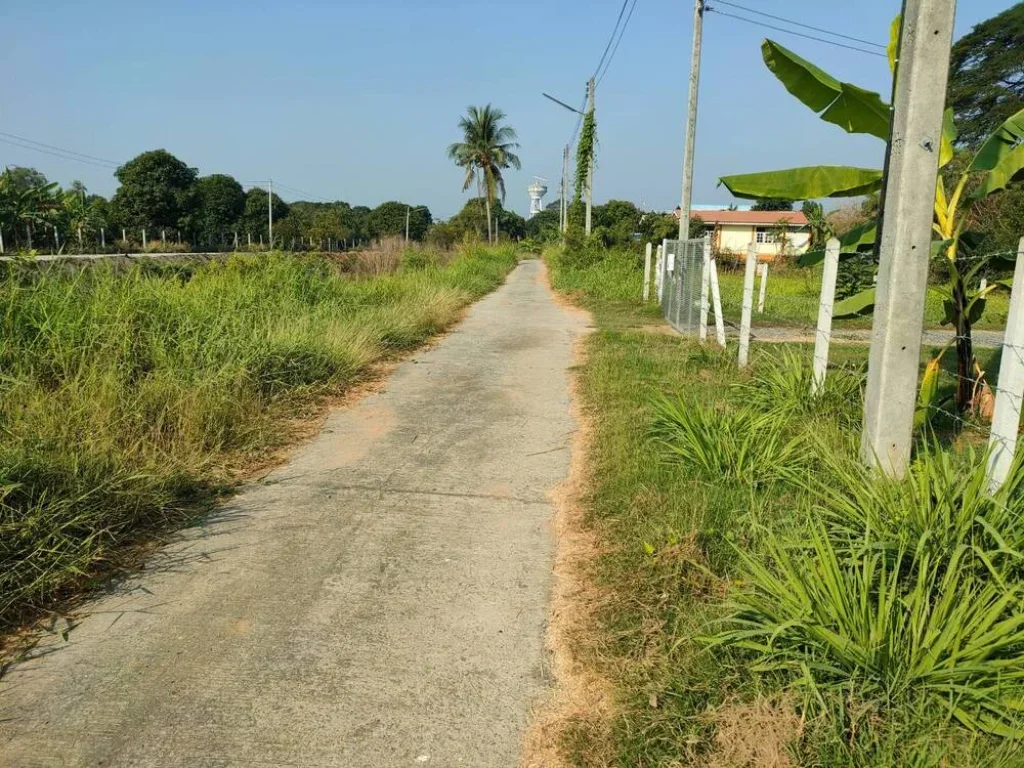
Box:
[0,245,519,631]
[716,266,1011,330]
[546,245,1024,767]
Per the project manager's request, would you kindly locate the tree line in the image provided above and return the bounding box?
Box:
[0,149,436,252]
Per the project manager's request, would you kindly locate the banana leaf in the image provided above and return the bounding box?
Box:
[798,221,877,266]
[940,108,957,169]
[834,287,875,319]
[969,143,1024,201]
[970,107,1024,173]
[719,166,883,200]
[762,40,890,140]
[887,15,900,74]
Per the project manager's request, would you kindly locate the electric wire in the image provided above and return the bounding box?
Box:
[592,0,632,80]
[0,135,120,169]
[711,0,886,49]
[0,131,335,205]
[706,8,887,58]
[597,0,640,84]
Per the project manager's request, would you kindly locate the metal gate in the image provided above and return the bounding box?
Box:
[659,238,705,334]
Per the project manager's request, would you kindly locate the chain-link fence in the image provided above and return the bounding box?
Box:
[659,238,705,334]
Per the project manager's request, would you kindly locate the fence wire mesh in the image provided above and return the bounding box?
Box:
[660,238,704,334]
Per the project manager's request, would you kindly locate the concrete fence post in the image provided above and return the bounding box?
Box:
[643,242,653,301]
[161,229,166,244]
[709,257,726,348]
[657,240,667,301]
[0,226,5,254]
[142,229,147,249]
[757,263,768,313]
[121,228,126,244]
[699,238,711,343]
[738,242,758,367]
[987,236,1024,493]
[78,227,83,248]
[100,227,105,248]
[812,238,842,396]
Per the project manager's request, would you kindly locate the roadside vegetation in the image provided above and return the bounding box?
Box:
[546,243,1023,767]
[0,244,518,633]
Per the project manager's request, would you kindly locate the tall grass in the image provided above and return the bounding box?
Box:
[0,245,518,629]
[711,448,1024,740]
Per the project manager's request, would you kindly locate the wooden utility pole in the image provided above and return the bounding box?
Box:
[585,77,595,237]
[678,0,705,239]
[861,0,957,477]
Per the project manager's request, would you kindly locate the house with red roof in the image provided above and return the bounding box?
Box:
[675,208,811,260]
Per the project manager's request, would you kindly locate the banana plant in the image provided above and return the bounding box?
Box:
[718,24,1024,416]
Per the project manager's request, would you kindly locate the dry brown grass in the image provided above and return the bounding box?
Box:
[705,696,804,768]
[521,264,617,768]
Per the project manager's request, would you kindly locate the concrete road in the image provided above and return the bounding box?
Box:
[0,260,589,768]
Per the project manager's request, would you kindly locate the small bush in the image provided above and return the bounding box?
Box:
[711,447,1024,739]
[734,347,864,425]
[650,395,811,484]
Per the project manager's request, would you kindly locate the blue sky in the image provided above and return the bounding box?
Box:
[1,0,1012,218]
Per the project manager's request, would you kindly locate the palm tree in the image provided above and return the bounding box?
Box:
[447,105,521,244]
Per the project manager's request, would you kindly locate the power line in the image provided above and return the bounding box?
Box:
[706,8,887,58]
[711,0,886,49]
[0,128,336,204]
[0,134,120,169]
[592,0,632,79]
[597,0,640,84]
[273,181,335,203]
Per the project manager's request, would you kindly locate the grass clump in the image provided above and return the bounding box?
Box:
[0,245,518,630]
[650,395,810,484]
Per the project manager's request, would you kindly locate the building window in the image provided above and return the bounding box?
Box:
[755,226,791,244]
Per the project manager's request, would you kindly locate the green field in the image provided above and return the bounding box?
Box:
[546,246,1022,767]
[0,246,519,631]
[716,265,1011,330]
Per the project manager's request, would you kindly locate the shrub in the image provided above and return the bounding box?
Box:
[649,395,811,484]
[710,447,1024,739]
[733,347,864,425]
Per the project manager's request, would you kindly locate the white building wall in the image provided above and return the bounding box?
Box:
[715,224,810,259]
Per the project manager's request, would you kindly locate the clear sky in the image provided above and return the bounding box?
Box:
[1,0,1013,218]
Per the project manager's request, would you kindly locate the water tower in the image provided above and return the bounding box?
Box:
[527,177,548,218]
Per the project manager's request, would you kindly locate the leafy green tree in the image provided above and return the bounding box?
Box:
[949,3,1024,148]
[240,187,289,244]
[595,200,642,244]
[751,197,794,211]
[367,201,431,241]
[447,105,521,243]
[525,209,560,242]
[0,167,62,248]
[193,174,245,246]
[3,166,49,194]
[801,200,833,248]
[110,149,197,234]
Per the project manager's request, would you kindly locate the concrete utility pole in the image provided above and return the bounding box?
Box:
[986,236,1024,492]
[585,77,595,237]
[268,180,274,249]
[560,144,569,233]
[861,0,957,477]
[406,206,411,246]
[677,0,705,239]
